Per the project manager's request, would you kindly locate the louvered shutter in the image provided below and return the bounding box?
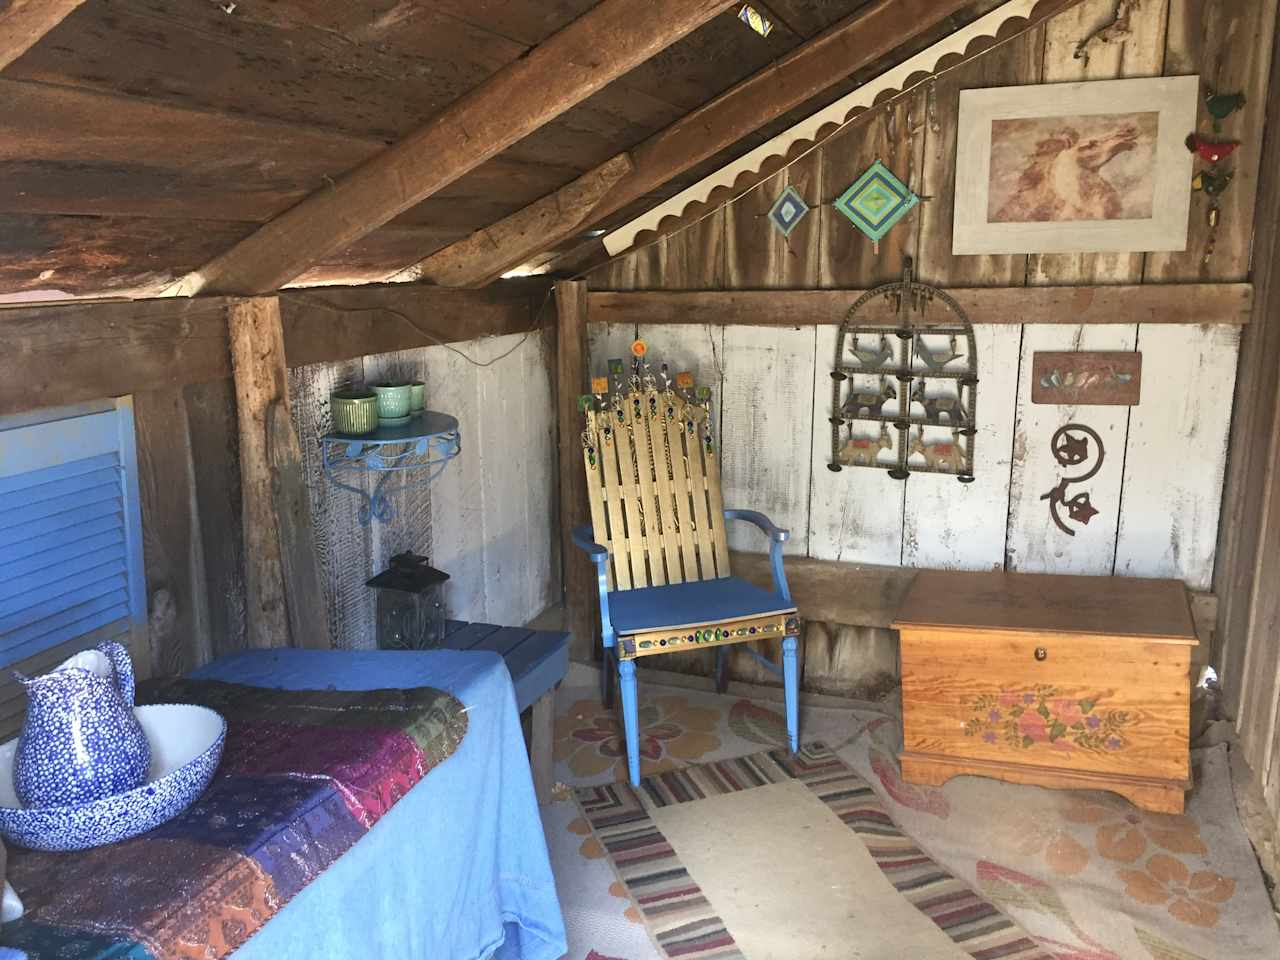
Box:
[0,399,146,738]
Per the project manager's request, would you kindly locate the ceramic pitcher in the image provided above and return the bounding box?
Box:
[12,642,150,807]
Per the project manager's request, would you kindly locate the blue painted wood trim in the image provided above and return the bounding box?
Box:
[723,509,793,604]
[571,524,616,651]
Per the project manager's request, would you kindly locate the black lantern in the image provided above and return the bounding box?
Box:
[366,553,449,650]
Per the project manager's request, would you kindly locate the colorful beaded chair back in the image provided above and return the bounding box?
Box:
[579,350,730,591]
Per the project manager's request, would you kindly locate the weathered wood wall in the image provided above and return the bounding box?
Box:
[582,0,1275,694]
[288,332,557,648]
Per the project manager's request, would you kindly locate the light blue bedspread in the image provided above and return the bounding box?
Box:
[192,648,566,960]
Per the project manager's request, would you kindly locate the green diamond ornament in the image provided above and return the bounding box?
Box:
[834,160,919,242]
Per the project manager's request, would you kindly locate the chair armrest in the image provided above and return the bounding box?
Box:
[723,509,793,604]
[723,509,790,543]
[571,524,609,561]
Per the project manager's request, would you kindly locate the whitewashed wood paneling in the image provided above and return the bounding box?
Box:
[287,358,374,649]
[719,326,816,555]
[292,332,555,644]
[1115,325,1241,590]
[807,325,906,565]
[902,325,1023,570]
[1005,324,1137,574]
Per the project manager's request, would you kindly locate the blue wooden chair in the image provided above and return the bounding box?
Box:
[573,357,800,786]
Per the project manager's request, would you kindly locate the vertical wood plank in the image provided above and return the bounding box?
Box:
[1114,325,1240,589]
[1148,0,1277,283]
[423,340,486,623]
[134,387,211,675]
[662,208,727,291]
[183,379,247,659]
[265,401,332,649]
[556,281,595,661]
[807,324,906,565]
[781,152,824,288]
[520,332,557,622]
[819,92,925,289]
[227,297,291,649]
[724,170,788,289]
[901,325,1023,570]
[1005,324,1137,574]
[719,325,816,557]
[916,32,1043,287]
[287,357,374,648]
[476,333,536,625]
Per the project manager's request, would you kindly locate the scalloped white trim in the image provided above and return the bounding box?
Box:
[602,0,1042,256]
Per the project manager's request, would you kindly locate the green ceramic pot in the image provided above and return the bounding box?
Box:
[409,381,426,412]
[331,390,379,435]
[372,383,412,419]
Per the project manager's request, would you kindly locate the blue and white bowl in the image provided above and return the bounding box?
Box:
[0,704,225,852]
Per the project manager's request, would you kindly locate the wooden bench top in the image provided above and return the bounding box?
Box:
[440,620,570,713]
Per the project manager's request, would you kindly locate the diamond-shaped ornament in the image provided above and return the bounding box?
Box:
[767,185,810,237]
[834,160,918,242]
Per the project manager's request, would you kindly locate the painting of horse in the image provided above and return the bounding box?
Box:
[986,111,1158,223]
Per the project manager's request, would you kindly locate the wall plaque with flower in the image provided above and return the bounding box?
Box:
[963,684,1135,753]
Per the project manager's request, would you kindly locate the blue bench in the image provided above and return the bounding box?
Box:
[440,620,570,802]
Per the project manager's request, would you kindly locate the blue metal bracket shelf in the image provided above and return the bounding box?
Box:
[320,411,460,525]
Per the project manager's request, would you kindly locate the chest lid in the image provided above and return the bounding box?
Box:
[892,570,1196,643]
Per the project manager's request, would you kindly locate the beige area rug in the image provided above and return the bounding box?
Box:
[548,668,1280,960]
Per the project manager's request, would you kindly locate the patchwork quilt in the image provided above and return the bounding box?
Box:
[1,680,468,960]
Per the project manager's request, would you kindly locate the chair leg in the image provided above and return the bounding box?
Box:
[714,646,729,694]
[619,658,641,786]
[600,646,616,708]
[782,636,799,753]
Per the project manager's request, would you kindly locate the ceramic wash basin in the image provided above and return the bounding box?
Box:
[0,704,225,852]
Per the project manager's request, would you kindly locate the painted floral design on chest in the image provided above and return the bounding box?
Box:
[963,684,1134,753]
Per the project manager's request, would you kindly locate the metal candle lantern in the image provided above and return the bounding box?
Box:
[366,553,449,650]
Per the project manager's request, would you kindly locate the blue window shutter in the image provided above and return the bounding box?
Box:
[0,400,147,681]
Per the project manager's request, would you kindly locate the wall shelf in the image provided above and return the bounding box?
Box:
[320,410,460,525]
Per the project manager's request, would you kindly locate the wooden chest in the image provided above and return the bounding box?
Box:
[893,570,1197,813]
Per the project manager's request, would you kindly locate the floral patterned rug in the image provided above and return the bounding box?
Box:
[542,666,1280,960]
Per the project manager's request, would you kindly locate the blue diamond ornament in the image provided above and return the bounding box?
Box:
[767,185,810,237]
[834,160,919,242]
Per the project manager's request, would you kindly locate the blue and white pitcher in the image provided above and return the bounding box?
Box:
[12,642,150,807]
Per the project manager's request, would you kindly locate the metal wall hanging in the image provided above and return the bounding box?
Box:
[1031,351,1142,405]
[1040,423,1105,536]
[829,259,977,482]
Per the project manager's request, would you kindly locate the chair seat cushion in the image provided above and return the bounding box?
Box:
[607,577,796,636]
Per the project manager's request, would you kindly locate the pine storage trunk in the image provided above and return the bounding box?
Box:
[893,570,1197,813]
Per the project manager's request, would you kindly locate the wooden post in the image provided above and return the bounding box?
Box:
[227,297,293,649]
[267,402,332,650]
[134,387,212,675]
[556,281,595,663]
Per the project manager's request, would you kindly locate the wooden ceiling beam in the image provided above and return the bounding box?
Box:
[394,153,635,288]
[175,0,736,296]
[0,0,86,70]
[405,0,982,288]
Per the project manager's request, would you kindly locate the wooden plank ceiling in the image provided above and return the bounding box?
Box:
[0,0,986,299]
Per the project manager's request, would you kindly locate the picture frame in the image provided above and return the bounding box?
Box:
[952,75,1199,255]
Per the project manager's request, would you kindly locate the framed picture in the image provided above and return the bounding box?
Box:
[952,75,1198,255]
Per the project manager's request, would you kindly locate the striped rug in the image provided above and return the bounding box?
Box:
[575,742,1050,960]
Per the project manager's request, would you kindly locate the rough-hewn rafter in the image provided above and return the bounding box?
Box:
[0,0,86,70]
[407,0,986,288]
[396,153,634,288]
[173,0,735,296]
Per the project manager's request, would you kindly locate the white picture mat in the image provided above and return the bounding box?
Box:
[953,75,1198,254]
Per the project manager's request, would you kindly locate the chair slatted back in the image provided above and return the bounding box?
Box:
[583,386,730,591]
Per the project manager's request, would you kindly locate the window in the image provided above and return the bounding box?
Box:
[0,398,146,737]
